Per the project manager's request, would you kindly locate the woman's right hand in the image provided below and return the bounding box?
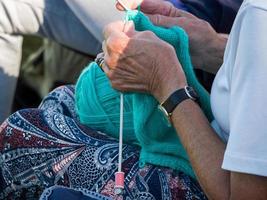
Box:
[116,0,227,74]
[102,20,187,103]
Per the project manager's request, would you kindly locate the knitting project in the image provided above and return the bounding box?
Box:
[75,10,213,179]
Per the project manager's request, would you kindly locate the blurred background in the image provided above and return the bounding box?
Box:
[13,36,94,112]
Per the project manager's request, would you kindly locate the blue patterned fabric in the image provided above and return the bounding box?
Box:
[0,85,207,200]
[40,186,112,200]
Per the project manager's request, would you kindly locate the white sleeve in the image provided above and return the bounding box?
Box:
[65,0,123,42]
[222,4,267,176]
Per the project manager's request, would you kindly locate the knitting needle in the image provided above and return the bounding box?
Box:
[114,93,124,196]
[114,1,128,195]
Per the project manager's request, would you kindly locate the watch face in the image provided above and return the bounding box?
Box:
[185,86,199,100]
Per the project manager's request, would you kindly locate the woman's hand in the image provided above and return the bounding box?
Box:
[147,13,227,74]
[116,0,227,74]
[116,0,189,18]
[102,21,187,102]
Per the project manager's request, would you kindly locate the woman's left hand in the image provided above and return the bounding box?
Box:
[102,21,187,102]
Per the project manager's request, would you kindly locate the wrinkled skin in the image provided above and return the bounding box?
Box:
[102,20,186,102]
[117,0,226,74]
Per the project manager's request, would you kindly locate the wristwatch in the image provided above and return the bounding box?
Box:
[158,86,199,123]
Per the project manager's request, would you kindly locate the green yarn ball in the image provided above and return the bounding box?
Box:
[75,63,137,143]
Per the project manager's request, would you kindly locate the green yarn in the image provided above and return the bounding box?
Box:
[75,10,214,179]
[75,64,137,143]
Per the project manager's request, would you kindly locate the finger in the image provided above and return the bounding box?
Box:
[139,0,169,15]
[140,0,197,19]
[123,21,136,37]
[103,48,119,70]
[140,0,176,16]
[147,14,178,27]
[103,21,125,40]
[148,14,188,29]
[169,8,197,19]
[111,80,147,93]
[103,21,136,40]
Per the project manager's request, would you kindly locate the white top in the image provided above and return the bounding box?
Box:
[65,0,124,42]
[211,0,267,176]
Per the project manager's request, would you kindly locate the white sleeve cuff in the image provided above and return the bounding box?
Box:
[222,152,267,177]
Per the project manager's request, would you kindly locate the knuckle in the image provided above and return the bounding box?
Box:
[154,14,162,25]
[176,17,187,28]
[199,19,209,26]
[143,30,156,38]
[162,1,173,15]
[186,20,196,29]
[180,17,188,24]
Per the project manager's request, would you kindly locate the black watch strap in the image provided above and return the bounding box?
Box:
[161,88,190,114]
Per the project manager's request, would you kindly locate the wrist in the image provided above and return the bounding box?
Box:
[158,86,199,124]
[155,80,186,104]
[204,33,228,74]
[151,45,187,103]
[153,63,187,103]
[211,33,228,60]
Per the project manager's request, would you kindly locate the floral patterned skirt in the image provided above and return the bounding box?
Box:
[0,85,207,200]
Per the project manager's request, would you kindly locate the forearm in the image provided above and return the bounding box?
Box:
[172,99,230,199]
[104,11,267,198]
[201,33,228,74]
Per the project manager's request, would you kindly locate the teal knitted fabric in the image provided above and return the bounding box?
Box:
[75,10,213,179]
[75,64,138,144]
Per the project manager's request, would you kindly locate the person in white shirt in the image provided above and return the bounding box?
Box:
[103,0,267,198]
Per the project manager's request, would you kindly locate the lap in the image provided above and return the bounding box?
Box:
[0,85,206,200]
